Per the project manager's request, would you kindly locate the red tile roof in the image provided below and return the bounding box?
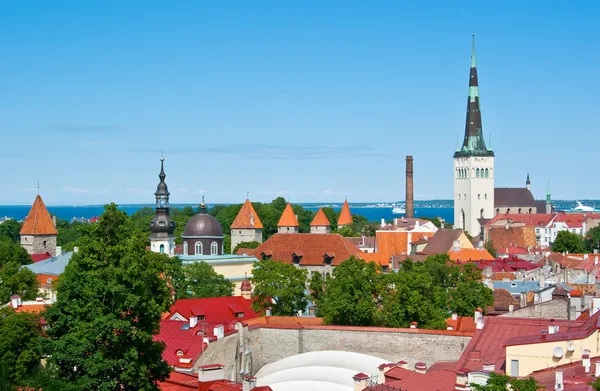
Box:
[505,310,600,347]
[487,226,537,253]
[485,214,554,228]
[155,319,207,367]
[337,199,353,226]
[19,195,58,235]
[455,316,582,373]
[249,233,389,267]
[377,366,456,391]
[231,199,263,229]
[446,316,476,332]
[530,359,596,391]
[168,297,260,327]
[310,208,331,227]
[244,316,324,327]
[30,253,52,263]
[158,371,199,390]
[277,203,298,227]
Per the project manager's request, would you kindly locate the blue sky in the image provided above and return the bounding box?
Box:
[0,1,598,205]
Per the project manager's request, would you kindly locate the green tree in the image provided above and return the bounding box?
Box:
[56,219,93,252]
[178,261,234,298]
[552,230,585,253]
[319,257,382,326]
[471,372,543,390]
[322,207,339,231]
[485,240,497,258]
[0,238,32,267]
[585,225,600,252]
[0,261,39,303]
[308,272,326,313]
[0,307,42,386]
[380,264,447,329]
[0,219,22,243]
[44,203,172,390]
[338,226,360,237]
[449,264,494,316]
[250,258,308,316]
[232,241,261,255]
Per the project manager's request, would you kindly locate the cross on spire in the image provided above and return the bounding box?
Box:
[37,180,39,195]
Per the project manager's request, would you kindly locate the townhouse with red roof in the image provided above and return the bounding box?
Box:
[155,293,260,374]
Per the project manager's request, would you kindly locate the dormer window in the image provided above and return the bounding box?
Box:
[198,315,205,320]
[176,349,184,356]
[323,254,334,265]
[261,252,272,261]
[382,266,389,272]
[292,253,302,264]
[234,312,244,318]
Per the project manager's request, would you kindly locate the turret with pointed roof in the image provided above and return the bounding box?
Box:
[546,180,552,214]
[337,199,353,228]
[20,194,58,256]
[149,154,176,256]
[454,35,493,158]
[231,199,264,251]
[277,203,299,234]
[453,35,495,237]
[310,208,331,234]
[526,173,531,191]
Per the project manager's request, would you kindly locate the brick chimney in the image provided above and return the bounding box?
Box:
[405,156,414,219]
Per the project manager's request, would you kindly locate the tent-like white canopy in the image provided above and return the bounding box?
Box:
[255,350,387,391]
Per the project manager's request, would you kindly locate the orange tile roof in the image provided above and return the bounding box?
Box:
[491,272,516,281]
[20,195,58,235]
[230,199,263,229]
[36,273,59,288]
[249,233,386,266]
[449,248,495,263]
[360,251,391,267]
[375,231,431,256]
[244,316,324,327]
[277,203,298,227]
[446,316,477,332]
[487,226,537,250]
[337,199,353,226]
[310,208,331,227]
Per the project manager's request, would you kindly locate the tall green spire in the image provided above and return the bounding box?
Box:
[546,180,551,204]
[455,34,493,158]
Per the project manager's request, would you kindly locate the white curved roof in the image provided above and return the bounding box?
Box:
[255,350,386,391]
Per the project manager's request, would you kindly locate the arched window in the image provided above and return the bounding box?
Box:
[476,168,480,178]
[496,208,500,215]
[518,208,522,214]
[195,241,203,255]
[480,209,484,218]
[211,241,218,255]
[485,194,488,200]
[478,194,481,200]
[528,208,532,214]
[159,244,165,254]
[183,242,188,255]
[485,168,489,178]
[458,194,461,200]
[506,208,511,214]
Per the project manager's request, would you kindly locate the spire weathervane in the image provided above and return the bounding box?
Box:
[37,180,39,195]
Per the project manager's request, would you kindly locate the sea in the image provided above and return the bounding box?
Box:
[0,200,595,226]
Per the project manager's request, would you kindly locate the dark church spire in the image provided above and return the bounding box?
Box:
[150,153,175,238]
[455,35,494,158]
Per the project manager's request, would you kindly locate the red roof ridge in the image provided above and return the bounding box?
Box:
[277,203,299,227]
[20,195,58,235]
[310,208,331,227]
[337,199,353,226]
[231,199,263,229]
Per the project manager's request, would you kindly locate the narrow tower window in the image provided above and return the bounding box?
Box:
[183,242,188,255]
[211,241,218,255]
[195,241,203,255]
[485,168,489,178]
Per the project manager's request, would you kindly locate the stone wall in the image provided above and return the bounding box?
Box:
[247,326,471,374]
[499,299,569,320]
[231,229,262,253]
[21,234,57,256]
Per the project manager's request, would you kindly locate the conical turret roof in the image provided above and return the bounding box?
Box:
[20,195,58,235]
[231,199,263,229]
[337,199,353,226]
[277,203,299,227]
[310,208,331,227]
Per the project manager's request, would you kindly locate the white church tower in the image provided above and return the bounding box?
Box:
[454,35,494,238]
[149,153,176,256]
